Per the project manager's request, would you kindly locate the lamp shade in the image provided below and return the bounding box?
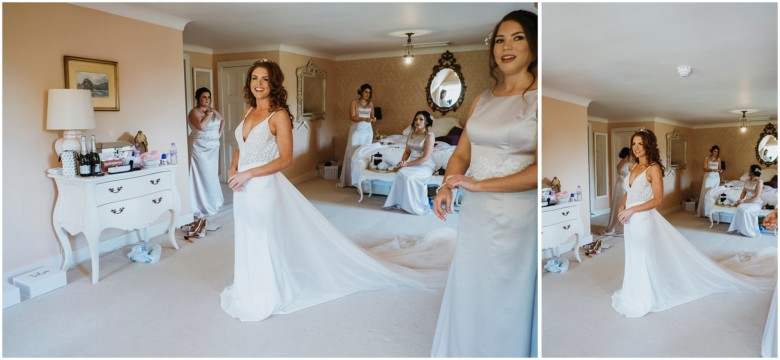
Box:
[46,89,96,130]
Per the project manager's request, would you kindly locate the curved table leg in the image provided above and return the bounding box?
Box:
[168,209,179,250]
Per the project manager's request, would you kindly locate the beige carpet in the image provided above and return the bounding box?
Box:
[543,210,777,357]
[2,178,459,357]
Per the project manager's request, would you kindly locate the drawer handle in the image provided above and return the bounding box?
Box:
[108,186,123,193]
[561,211,570,216]
[152,197,163,204]
[110,207,125,214]
[562,224,571,230]
[150,178,161,185]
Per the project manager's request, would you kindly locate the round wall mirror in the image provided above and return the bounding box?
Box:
[425,51,466,115]
[755,123,778,166]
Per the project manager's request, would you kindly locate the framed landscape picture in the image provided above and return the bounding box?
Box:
[64,56,119,111]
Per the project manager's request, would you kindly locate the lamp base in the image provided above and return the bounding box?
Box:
[55,130,84,155]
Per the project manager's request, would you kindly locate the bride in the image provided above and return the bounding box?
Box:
[612,128,776,318]
[220,59,453,322]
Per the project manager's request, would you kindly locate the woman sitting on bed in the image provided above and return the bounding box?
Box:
[728,164,764,237]
[384,111,436,215]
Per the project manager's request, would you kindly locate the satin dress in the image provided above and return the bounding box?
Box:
[612,166,775,318]
[338,103,373,187]
[697,157,720,217]
[383,132,436,215]
[603,160,631,234]
[431,89,538,357]
[188,111,224,218]
[727,179,764,237]
[221,111,454,322]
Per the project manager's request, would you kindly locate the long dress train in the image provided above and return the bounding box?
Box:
[603,161,631,234]
[612,167,776,318]
[383,132,435,215]
[188,113,224,218]
[697,157,720,217]
[728,179,764,237]
[431,89,538,357]
[221,112,453,322]
[338,103,373,187]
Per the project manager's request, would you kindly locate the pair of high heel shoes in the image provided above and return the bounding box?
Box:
[584,239,603,256]
[181,218,207,242]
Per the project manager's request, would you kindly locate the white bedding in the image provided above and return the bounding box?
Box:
[701,181,777,217]
[348,137,455,195]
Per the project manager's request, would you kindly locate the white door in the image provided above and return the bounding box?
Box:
[217,60,256,183]
[611,128,635,171]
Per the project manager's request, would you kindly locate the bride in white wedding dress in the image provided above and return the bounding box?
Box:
[612,129,776,318]
[219,60,453,322]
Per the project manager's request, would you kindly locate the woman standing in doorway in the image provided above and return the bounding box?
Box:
[338,84,376,187]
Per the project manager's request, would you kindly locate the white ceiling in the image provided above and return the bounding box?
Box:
[80,2,532,59]
[542,2,778,126]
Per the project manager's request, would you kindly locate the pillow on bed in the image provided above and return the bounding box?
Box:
[435,126,463,145]
[766,175,778,188]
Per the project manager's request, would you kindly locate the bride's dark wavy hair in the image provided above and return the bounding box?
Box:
[243,59,294,124]
[632,129,666,175]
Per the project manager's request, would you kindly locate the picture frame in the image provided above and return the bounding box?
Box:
[64,56,119,111]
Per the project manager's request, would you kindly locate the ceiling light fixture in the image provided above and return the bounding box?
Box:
[740,110,748,132]
[403,33,414,64]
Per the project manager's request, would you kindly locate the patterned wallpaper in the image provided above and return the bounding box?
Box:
[332,50,493,159]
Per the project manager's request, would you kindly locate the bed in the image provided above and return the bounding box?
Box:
[348,116,462,196]
[700,167,777,220]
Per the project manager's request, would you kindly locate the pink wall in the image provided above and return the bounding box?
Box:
[3,3,189,273]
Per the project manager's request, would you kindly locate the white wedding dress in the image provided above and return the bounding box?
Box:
[188,113,224,218]
[221,112,454,322]
[612,166,776,318]
[697,157,720,217]
[383,132,436,215]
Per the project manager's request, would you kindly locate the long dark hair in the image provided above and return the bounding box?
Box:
[619,147,630,159]
[489,10,537,96]
[409,111,434,136]
[357,83,373,103]
[750,164,762,178]
[243,59,294,123]
[631,129,666,175]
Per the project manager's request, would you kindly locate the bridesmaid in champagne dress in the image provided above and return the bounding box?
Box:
[727,165,764,237]
[187,87,225,221]
[612,129,774,318]
[601,147,631,235]
[338,84,376,187]
[384,111,436,215]
[431,10,538,357]
[697,145,721,217]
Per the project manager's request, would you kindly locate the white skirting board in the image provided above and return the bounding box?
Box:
[2,212,196,287]
[3,282,21,309]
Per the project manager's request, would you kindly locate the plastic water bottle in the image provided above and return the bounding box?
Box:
[576,186,582,201]
[169,142,178,165]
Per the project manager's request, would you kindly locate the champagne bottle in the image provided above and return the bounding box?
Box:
[90,135,103,176]
[79,135,92,177]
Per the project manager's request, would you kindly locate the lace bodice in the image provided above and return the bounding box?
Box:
[236,112,278,170]
[624,167,654,206]
[190,112,221,141]
[466,90,536,181]
[616,161,631,181]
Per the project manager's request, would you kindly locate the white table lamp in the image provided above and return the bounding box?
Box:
[46,89,96,155]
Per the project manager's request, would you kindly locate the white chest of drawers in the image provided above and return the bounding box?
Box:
[541,201,584,263]
[48,165,180,284]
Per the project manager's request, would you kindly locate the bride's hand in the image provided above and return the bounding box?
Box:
[618,208,633,224]
[228,171,251,192]
[446,175,481,192]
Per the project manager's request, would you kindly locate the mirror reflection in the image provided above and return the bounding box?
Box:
[429,69,462,108]
[666,128,687,170]
[425,50,466,115]
[296,59,326,122]
[755,123,778,166]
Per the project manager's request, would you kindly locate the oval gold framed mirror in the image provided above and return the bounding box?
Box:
[755,123,778,166]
